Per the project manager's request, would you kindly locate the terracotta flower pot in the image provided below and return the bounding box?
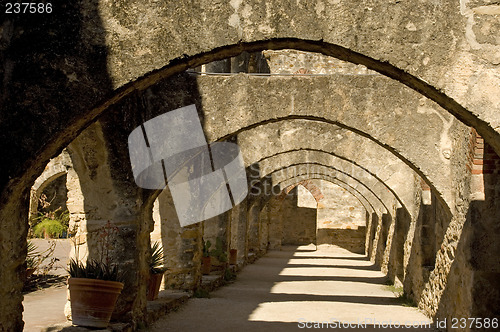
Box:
[201,256,212,275]
[68,277,124,328]
[25,268,36,280]
[147,273,163,301]
[229,249,238,265]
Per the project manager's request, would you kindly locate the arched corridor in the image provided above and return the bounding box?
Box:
[1,2,500,331]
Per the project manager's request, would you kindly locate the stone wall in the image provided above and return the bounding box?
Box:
[230,199,248,266]
[275,187,316,246]
[264,49,376,75]
[298,179,367,253]
[151,188,203,291]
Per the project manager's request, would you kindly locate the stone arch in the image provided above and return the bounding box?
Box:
[131,72,461,211]
[88,1,500,150]
[280,180,324,203]
[192,73,461,209]
[29,149,72,218]
[274,174,373,253]
[271,163,391,214]
[275,168,387,215]
[256,150,404,213]
[279,175,375,216]
[4,32,498,227]
[143,114,411,220]
[234,119,415,206]
[253,169,377,217]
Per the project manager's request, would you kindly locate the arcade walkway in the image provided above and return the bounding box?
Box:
[149,245,435,331]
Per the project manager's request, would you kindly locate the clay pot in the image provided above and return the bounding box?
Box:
[229,249,238,265]
[68,277,124,328]
[201,256,212,275]
[25,268,36,280]
[146,273,163,301]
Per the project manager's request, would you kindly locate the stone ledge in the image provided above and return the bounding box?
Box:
[41,322,132,332]
[145,290,190,326]
[41,290,190,332]
[42,262,247,331]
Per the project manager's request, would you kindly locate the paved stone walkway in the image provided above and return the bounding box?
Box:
[149,245,436,332]
[23,285,67,332]
[23,239,70,332]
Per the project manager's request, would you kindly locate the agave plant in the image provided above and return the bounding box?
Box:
[150,241,167,274]
[26,240,39,270]
[68,258,123,282]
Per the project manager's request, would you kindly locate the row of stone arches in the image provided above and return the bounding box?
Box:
[5,59,497,331]
[1,2,499,329]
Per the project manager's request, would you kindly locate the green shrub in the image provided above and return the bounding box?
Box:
[193,288,210,298]
[210,237,228,262]
[33,219,67,238]
[223,267,236,282]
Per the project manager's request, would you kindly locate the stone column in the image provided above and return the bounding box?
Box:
[381,213,396,274]
[247,202,261,255]
[368,212,380,262]
[66,166,86,263]
[387,207,411,283]
[259,203,270,253]
[375,213,392,267]
[268,196,284,249]
[155,187,202,290]
[66,122,149,324]
[0,190,29,331]
[230,198,248,266]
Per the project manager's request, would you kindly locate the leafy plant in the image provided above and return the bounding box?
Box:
[203,240,212,258]
[210,237,227,263]
[384,282,416,307]
[33,219,67,238]
[193,288,210,298]
[399,293,417,307]
[150,241,167,274]
[25,240,57,276]
[223,267,236,282]
[29,194,70,238]
[385,283,403,297]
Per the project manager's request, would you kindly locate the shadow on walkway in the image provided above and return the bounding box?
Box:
[149,245,436,331]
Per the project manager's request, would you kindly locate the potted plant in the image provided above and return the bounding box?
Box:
[229,248,238,265]
[147,241,167,301]
[210,237,228,270]
[67,221,124,328]
[201,240,212,275]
